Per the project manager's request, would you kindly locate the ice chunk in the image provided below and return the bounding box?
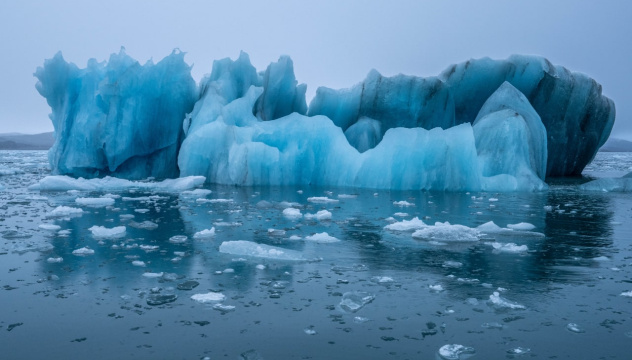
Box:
[35,49,197,179]
[88,225,126,239]
[506,222,535,231]
[384,217,426,231]
[47,257,63,263]
[566,323,585,333]
[31,175,205,192]
[490,242,529,253]
[339,291,375,313]
[47,206,83,218]
[169,235,188,244]
[0,166,24,175]
[438,344,476,360]
[193,228,216,239]
[219,240,308,261]
[191,292,226,303]
[304,210,332,221]
[128,221,159,230]
[132,260,146,267]
[307,197,339,203]
[488,291,525,310]
[39,224,61,231]
[180,189,212,197]
[142,272,164,278]
[75,197,115,207]
[580,174,632,192]
[620,290,632,297]
[72,247,94,256]
[393,200,414,206]
[412,222,481,242]
[304,232,340,243]
[282,207,302,219]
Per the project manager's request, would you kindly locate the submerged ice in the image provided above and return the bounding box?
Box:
[36,50,615,191]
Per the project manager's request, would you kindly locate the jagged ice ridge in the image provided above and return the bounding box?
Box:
[35,49,615,191]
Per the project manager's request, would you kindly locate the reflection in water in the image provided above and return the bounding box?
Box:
[1,150,631,359]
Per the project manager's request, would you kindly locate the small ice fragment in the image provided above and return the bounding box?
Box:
[566,323,585,333]
[219,241,308,261]
[354,316,370,323]
[146,294,177,306]
[288,235,302,241]
[489,198,498,202]
[191,292,226,303]
[507,222,535,231]
[88,225,126,239]
[75,197,115,207]
[304,210,332,221]
[169,235,188,244]
[337,194,357,199]
[372,276,394,284]
[620,290,632,297]
[132,260,146,267]
[213,303,235,313]
[267,228,286,237]
[438,344,476,360]
[507,347,530,355]
[119,214,135,220]
[134,209,150,213]
[442,261,463,268]
[393,200,414,206]
[544,205,553,211]
[393,212,408,217]
[304,232,339,243]
[39,224,61,231]
[307,196,339,203]
[142,272,164,278]
[256,264,266,270]
[412,222,480,242]
[47,206,83,218]
[429,284,444,291]
[339,291,375,313]
[384,217,426,231]
[193,228,216,239]
[491,242,529,253]
[72,247,94,256]
[140,245,159,252]
[47,257,63,263]
[304,328,317,335]
[488,292,525,309]
[177,280,199,290]
[481,322,504,329]
[282,207,302,219]
[128,221,158,230]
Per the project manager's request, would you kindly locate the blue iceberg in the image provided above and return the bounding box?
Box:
[35,50,615,191]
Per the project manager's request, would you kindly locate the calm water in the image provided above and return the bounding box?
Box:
[1,151,631,359]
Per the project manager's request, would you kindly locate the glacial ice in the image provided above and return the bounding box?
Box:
[31,175,205,192]
[36,50,615,191]
[219,240,309,261]
[88,225,126,239]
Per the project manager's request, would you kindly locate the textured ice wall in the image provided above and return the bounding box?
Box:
[35,48,197,179]
[36,50,613,191]
[310,55,615,176]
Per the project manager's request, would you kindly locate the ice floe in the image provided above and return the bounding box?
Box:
[88,225,126,239]
[30,175,206,192]
[219,240,309,261]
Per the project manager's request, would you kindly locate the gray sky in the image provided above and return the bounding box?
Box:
[1,0,631,139]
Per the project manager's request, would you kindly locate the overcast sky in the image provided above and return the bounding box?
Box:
[1,0,630,139]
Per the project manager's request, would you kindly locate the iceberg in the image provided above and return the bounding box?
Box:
[36,50,615,191]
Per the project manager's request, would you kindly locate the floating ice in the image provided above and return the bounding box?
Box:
[412,222,481,242]
[39,224,61,231]
[488,291,526,310]
[580,174,632,192]
[147,294,178,306]
[384,216,426,231]
[490,242,529,253]
[219,240,308,261]
[267,228,286,237]
[75,197,115,207]
[282,207,302,219]
[304,232,340,243]
[339,291,375,313]
[0,166,24,175]
[438,344,476,360]
[191,292,226,303]
[566,323,585,333]
[429,284,444,291]
[31,175,205,192]
[304,210,332,221]
[128,221,159,230]
[213,303,235,313]
[169,235,188,244]
[47,206,83,218]
[393,201,414,207]
[442,261,463,268]
[140,245,159,252]
[507,347,531,355]
[72,247,94,256]
[307,197,339,203]
[180,188,212,197]
[507,222,536,231]
[620,290,632,297]
[88,225,126,239]
[193,228,216,239]
[337,194,357,199]
[47,257,63,263]
[142,272,164,278]
[132,260,146,267]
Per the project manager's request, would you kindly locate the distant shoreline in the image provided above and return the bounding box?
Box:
[0,132,54,150]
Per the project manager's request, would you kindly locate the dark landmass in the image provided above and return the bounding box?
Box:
[0,132,54,150]
[600,138,632,152]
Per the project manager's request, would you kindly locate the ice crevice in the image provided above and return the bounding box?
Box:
[35,50,615,192]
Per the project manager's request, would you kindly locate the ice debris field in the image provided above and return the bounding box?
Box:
[35,49,616,191]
